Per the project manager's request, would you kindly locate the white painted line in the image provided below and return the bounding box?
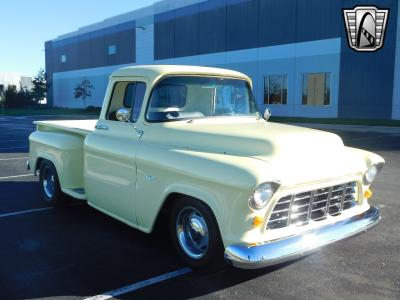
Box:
[0,174,33,180]
[0,207,54,219]
[84,268,192,300]
[0,139,27,143]
[0,146,28,150]
[0,156,29,161]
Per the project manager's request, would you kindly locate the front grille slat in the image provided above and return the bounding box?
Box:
[286,195,295,226]
[267,181,358,230]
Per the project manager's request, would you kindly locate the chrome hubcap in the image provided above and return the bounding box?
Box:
[42,166,55,199]
[176,207,209,259]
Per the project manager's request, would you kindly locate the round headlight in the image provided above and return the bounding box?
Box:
[249,182,278,210]
[364,165,378,184]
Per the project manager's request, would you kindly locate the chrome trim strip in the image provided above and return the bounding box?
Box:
[307,190,315,221]
[225,206,381,269]
[324,186,333,218]
[95,124,109,130]
[339,184,347,213]
[287,195,295,226]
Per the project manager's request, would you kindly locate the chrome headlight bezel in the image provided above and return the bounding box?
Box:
[363,163,384,185]
[249,182,280,210]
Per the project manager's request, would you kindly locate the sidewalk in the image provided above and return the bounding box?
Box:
[288,122,400,134]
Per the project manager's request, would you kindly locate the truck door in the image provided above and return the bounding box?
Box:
[84,79,147,225]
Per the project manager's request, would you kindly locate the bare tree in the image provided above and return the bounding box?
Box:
[74,77,94,108]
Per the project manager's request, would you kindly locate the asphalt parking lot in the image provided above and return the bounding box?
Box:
[0,115,399,299]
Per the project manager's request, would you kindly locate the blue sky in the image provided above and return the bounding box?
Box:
[0,0,155,76]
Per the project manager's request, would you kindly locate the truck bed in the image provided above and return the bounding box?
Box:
[29,119,98,200]
[34,119,97,136]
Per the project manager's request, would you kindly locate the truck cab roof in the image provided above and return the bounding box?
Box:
[111,65,252,85]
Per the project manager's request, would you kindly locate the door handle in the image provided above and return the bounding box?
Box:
[95,124,109,130]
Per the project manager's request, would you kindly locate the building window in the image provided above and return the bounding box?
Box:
[302,73,331,105]
[60,54,67,63]
[108,44,117,55]
[264,75,287,105]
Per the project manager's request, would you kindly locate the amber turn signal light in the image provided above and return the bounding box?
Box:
[364,189,373,199]
[252,216,264,227]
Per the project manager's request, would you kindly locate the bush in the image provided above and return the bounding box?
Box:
[86,105,101,112]
[3,85,35,108]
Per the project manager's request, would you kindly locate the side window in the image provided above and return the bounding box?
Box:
[107,81,147,121]
[131,82,146,122]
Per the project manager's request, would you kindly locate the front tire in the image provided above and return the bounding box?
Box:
[169,197,224,269]
[39,160,64,205]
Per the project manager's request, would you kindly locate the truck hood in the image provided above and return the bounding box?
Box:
[144,118,362,184]
[147,118,344,160]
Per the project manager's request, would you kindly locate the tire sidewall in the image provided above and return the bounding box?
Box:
[39,160,62,204]
[170,197,224,269]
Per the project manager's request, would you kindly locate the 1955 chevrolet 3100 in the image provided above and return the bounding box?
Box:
[28,65,384,269]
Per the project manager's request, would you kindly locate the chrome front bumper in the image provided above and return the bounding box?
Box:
[224,206,381,269]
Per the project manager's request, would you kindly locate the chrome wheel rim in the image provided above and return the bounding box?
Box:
[42,166,55,199]
[176,207,209,259]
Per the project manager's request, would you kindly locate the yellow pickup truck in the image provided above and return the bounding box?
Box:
[28,65,383,269]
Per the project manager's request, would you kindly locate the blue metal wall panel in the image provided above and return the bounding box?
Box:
[175,5,200,58]
[46,21,136,73]
[198,0,227,54]
[154,11,175,60]
[45,21,136,106]
[295,0,341,43]
[226,0,258,51]
[154,0,345,59]
[258,0,296,47]
[52,21,135,48]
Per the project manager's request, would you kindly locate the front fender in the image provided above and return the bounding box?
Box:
[134,145,271,243]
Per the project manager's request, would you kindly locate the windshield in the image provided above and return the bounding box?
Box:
[146,76,259,122]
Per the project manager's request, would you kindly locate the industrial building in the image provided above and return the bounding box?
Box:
[0,73,32,94]
[45,0,400,119]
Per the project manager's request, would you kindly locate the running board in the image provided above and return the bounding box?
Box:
[62,188,86,200]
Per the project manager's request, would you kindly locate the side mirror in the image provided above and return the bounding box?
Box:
[263,107,272,121]
[116,108,131,122]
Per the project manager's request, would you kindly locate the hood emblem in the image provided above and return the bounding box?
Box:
[263,108,272,121]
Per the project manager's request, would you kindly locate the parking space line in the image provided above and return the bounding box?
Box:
[0,157,29,161]
[0,207,54,219]
[84,268,192,300]
[0,174,33,180]
[0,139,27,143]
[0,146,28,150]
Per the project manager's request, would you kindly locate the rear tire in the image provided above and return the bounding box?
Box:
[39,160,64,205]
[169,197,224,270]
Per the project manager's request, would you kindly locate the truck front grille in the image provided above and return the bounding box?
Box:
[267,181,358,230]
